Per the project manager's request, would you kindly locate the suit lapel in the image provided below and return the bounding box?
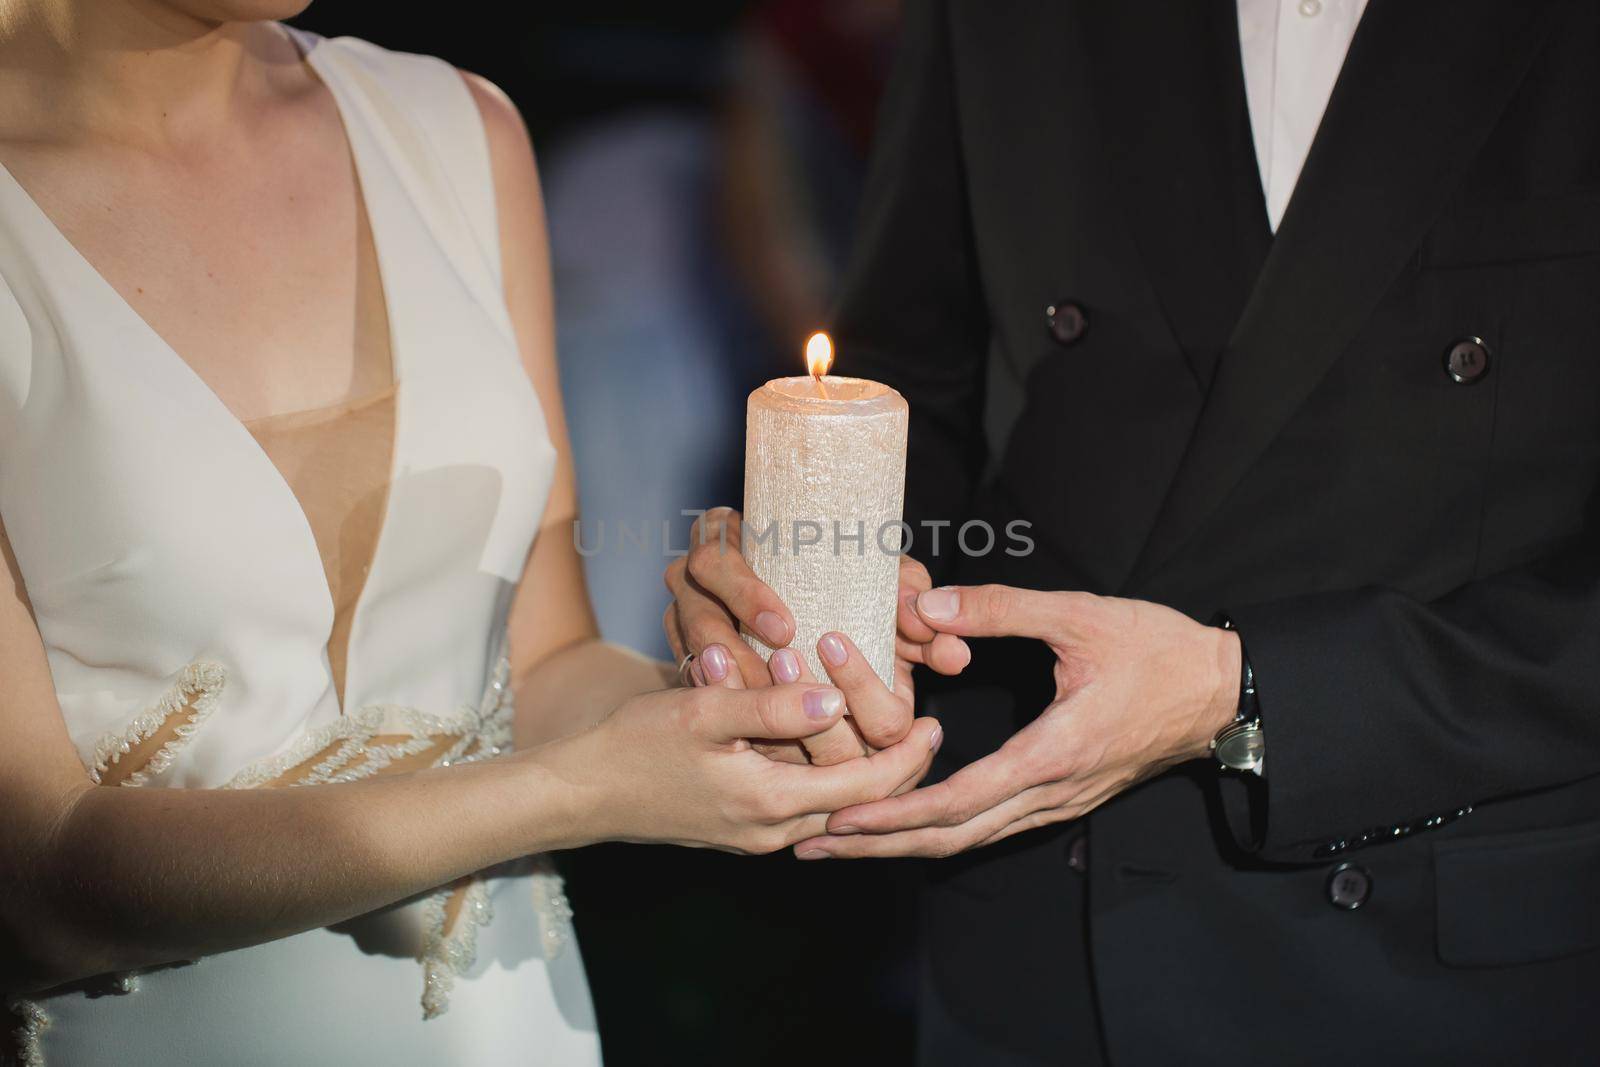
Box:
[1127,0,1568,586]
[1078,0,1272,388]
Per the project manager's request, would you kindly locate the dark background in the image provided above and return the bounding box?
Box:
[288,4,921,1065]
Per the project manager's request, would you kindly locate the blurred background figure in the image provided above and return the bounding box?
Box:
[291,3,907,1064]
[721,0,902,358]
[548,0,900,658]
[544,104,745,659]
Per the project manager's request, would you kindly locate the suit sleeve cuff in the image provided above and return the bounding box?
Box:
[1213,589,1471,863]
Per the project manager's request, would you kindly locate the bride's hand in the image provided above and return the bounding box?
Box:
[662,507,972,761]
[537,682,943,853]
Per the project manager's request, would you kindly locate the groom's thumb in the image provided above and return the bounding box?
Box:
[915,584,1066,641]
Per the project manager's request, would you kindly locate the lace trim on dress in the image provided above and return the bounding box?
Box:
[414,856,577,1019]
[218,653,575,1019]
[419,876,493,1020]
[530,862,575,961]
[223,656,514,791]
[87,662,227,787]
[5,996,48,1067]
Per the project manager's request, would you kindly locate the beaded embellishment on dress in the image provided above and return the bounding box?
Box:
[87,663,227,787]
[530,864,576,960]
[5,996,48,1067]
[221,652,571,1019]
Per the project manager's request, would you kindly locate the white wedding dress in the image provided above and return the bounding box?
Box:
[0,26,601,1066]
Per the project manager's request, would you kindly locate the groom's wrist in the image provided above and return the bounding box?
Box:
[1188,625,1243,761]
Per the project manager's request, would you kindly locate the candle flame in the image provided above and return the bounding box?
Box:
[805,331,834,379]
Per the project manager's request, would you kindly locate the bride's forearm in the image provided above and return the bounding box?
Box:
[511,637,673,749]
[11,749,595,994]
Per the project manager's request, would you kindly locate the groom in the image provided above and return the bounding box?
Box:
[670,1,1600,1064]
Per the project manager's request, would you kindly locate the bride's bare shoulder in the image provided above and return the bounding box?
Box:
[457,68,541,198]
[455,65,548,294]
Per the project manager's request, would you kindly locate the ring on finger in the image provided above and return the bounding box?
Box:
[677,651,698,687]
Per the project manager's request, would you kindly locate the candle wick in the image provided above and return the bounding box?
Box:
[814,374,830,401]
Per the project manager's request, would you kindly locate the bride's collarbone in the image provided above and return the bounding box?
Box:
[1,123,392,419]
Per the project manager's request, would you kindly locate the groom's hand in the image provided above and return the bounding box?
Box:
[663,508,970,686]
[663,508,788,687]
[792,585,1241,859]
[662,507,970,763]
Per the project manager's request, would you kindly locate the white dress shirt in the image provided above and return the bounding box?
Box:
[1237,0,1370,231]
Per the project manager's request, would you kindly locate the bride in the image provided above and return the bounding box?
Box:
[0,4,940,1063]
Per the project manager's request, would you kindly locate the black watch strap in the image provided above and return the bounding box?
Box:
[1210,614,1264,773]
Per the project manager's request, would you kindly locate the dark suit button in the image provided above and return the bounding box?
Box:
[1326,863,1372,910]
[1066,833,1088,874]
[1444,337,1490,384]
[1046,300,1089,346]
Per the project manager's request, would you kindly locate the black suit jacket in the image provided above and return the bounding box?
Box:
[834,1,1600,1064]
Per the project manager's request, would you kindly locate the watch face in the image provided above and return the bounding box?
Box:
[1216,724,1265,770]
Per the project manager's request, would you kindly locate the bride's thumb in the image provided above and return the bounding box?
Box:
[696,683,846,743]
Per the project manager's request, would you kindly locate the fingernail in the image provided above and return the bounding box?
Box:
[701,643,729,682]
[803,687,843,721]
[797,848,832,860]
[901,591,919,611]
[818,632,848,668]
[830,824,860,836]
[755,610,788,645]
[771,647,802,684]
[918,587,960,621]
[929,724,944,752]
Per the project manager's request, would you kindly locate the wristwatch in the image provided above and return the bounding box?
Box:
[1209,616,1265,774]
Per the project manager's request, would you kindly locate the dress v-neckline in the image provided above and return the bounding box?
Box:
[0,26,402,716]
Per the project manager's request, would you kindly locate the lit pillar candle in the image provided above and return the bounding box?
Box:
[741,332,909,688]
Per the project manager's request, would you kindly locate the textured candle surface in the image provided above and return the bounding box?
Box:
[742,376,908,689]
